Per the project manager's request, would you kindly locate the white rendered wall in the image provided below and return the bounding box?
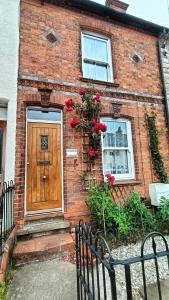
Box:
[0,0,20,182]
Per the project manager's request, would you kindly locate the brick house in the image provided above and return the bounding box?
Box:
[15,0,169,228]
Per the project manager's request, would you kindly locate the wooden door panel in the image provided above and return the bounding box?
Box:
[26,122,62,212]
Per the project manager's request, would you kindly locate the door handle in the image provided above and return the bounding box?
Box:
[42,176,47,180]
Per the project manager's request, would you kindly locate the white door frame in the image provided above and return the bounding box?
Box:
[25,106,64,216]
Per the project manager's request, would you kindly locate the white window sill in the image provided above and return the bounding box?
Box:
[80,77,119,87]
[113,180,141,186]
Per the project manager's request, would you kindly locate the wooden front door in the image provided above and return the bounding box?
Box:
[26,122,62,212]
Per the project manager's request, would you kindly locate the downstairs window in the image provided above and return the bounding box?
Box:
[102,118,135,180]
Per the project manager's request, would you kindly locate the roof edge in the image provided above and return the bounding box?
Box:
[42,0,168,35]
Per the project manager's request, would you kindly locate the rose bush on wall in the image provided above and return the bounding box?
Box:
[65,89,107,161]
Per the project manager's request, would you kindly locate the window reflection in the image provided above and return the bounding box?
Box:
[27,110,61,122]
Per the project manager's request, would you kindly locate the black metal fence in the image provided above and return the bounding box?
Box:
[0,181,15,256]
[76,220,169,300]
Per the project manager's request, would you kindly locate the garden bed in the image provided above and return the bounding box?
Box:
[100,235,169,300]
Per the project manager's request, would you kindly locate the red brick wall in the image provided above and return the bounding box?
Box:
[15,0,169,226]
[19,0,162,95]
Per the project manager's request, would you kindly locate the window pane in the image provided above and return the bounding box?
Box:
[94,39,108,62]
[103,121,115,147]
[84,63,108,81]
[41,135,48,151]
[83,62,95,79]
[83,36,95,60]
[103,121,128,147]
[103,150,129,175]
[95,65,108,81]
[27,110,61,122]
[83,36,108,62]
[115,122,128,147]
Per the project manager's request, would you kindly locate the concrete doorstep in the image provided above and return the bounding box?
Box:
[14,232,74,265]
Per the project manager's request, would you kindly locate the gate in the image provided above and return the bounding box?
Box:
[76,220,169,300]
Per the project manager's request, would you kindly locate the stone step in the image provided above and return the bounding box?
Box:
[17,219,70,239]
[14,232,74,265]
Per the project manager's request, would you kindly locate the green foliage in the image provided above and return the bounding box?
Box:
[113,206,132,237]
[156,197,169,232]
[125,192,156,233]
[0,272,13,300]
[86,186,156,239]
[146,112,168,183]
[0,283,7,300]
[86,183,117,237]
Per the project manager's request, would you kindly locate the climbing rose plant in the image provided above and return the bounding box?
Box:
[65,89,107,161]
[105,174,115,187]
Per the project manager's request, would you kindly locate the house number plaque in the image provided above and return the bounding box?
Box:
[66,149,78,157]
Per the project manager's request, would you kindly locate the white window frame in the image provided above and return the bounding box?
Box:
[81,32,113,82]
[101,118,135,181]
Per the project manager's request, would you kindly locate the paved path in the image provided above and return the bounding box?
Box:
[7,258,77,300]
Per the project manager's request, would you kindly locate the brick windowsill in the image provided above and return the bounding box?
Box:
[80,77,120,87]
[114,180,142,186]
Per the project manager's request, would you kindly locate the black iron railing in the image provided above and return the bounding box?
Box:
[0,181,15,257]
[76,220,169,300]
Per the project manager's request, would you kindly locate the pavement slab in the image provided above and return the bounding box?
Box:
[7,258,77,300]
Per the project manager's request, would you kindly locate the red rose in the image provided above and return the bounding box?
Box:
[91,119,97,126]
[70,118,81,128]
[94,123,107,134]
[88,149,96,158]
[105,174,115,186]
[65,99,74,107]
[83,111,88,118]
[105,174,111,178]
[79,89,87,96]
[66,106,73,112]
[93,94,101,102]
[94,150,99,158]
[88,149,99,158]
[101,123,107,132]
[94,123,102,134]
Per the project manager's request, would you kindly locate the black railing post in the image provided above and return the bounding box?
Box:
[76,225,80,300]
[152,237,162,300]
[0,181,14,257]
[109,260,117,300]
[125,264,133,300]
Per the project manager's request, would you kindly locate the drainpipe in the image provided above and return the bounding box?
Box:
[157,29,169,127]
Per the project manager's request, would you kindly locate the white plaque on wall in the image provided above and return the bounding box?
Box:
[66,149,78,157]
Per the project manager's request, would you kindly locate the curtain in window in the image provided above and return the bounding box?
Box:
[103,150,129,174]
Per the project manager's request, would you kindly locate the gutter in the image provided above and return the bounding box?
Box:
[41,0,168,35]
[158,29,169,126]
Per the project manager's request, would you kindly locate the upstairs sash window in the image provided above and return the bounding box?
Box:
[82,32,113,82]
